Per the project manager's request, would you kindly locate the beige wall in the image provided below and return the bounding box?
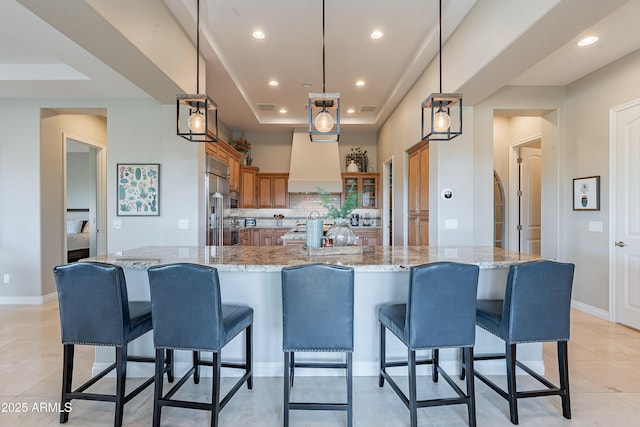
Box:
[233,130,377,174]
[565,48,640,311]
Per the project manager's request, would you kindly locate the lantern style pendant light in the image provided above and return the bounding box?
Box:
[421,0,462,141]
[177,0,218,143]
[309,0,340,142]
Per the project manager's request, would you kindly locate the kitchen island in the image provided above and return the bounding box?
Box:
[85,245,543,378]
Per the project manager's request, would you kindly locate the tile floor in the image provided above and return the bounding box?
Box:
[1,302,640,426]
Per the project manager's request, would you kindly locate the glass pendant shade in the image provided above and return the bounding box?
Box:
[433,109,451,132]
[314,110,335,133]
[188,110,206,133]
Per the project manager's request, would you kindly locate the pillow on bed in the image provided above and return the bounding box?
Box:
[66,220,82,234]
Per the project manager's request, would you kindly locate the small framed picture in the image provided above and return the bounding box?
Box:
[117,163,160,216]
[573,176,600,211]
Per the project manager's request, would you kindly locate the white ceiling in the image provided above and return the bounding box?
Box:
[3,0,640,133]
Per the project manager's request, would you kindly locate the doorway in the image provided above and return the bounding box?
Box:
[64,134,106,260]
[611,99,640,329]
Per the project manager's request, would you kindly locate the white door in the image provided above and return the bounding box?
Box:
[520,147,542,255]
[613,101,640,329]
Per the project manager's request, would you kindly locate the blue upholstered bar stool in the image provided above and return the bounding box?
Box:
[378,262,480,427]
[147,263,253,427]
[281,264,355,427]
[53,262,157,427]
[469,260,575,424]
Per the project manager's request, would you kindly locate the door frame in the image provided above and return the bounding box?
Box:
[63,133,107,256]
[609,98,640,322]
[382,156,394,246]
[507,135,541,252]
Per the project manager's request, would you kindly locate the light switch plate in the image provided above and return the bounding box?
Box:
[178,219,189,229]
[113,219,122,229]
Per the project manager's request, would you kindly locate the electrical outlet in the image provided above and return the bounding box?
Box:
[3,273,10,284]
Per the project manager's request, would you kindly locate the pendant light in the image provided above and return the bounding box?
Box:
[177,0,219,143]
[421,0,462,141]
[308,0,340,142]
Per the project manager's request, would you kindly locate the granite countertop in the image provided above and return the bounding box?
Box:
[84,246,541,273]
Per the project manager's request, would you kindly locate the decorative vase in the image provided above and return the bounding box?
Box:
[325,218,357,247]
[245,155,253,166]
[346,160,359,172]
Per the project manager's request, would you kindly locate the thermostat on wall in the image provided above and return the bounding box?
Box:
[441,189,453,200]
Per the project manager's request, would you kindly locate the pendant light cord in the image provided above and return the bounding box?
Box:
[322,0,326,94]
[438,0,442,93]
[196,0,200,94]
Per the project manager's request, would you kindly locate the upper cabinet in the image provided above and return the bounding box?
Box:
[342,173,379,208]
[257,173,289,208]
[240,165,259,208]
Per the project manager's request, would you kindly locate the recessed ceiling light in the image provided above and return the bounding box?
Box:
[347,108,355,114]
[268,80,279,87]
[303,83,313,88]
[252,31,265,40]
[279,108,287,114]
[577,36,598,46]
[370,30,383,39]
[355,80,365,87]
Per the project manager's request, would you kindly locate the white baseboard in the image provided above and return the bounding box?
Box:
[0,292,57,305]
[571,299,609,320]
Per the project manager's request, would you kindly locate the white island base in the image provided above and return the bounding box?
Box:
[89,246,543,378]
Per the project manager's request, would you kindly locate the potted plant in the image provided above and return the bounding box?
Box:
[230,136,252,164]
[317,184,359,246]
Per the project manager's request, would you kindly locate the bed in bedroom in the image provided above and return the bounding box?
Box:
[67,209,90,263]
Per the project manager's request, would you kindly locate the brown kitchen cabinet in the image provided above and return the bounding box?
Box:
[353,228,382,246]
[257,173,289,208]
[407,142,429,245]
[240,165,259,208]
[251,227,286,246]
[239,228,250,246]
[342,173,379,208]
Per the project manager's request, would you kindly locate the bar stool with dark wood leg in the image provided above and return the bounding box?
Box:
[468,259,575,424]
[53,261,158,427]
[281,263,355,427]
[378,262,480,427]
[147,263,253,427]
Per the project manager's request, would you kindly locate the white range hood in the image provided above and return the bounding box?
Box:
[287,129,342,193]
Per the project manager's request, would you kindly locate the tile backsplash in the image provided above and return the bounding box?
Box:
[237,193,379,227]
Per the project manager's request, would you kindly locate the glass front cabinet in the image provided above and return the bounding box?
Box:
[342,173,379,208]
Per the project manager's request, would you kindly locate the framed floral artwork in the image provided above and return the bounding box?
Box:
[573,175,600,211]
[117,163,160,216]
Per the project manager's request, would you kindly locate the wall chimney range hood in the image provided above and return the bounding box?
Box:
[288,129,342,193]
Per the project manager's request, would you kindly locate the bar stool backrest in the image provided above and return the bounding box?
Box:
[405,262,480,350]
[148,263,224,351]
[502,260,575,343]
[54,262,130,347]
[282,264,355,352]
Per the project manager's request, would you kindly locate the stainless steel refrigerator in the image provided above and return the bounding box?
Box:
[206,155,230,246]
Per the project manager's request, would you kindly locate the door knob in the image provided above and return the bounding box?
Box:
[615,241,627,247]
